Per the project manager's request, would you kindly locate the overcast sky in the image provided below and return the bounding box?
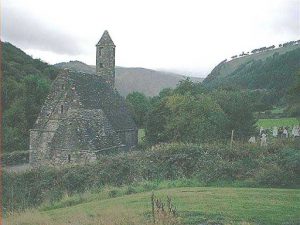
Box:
[2,0,300,77]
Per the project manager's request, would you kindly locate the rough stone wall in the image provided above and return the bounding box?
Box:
[30,69,133,167]
[51,149,97,165]
[30,30,138,166]
[29,130,39,163]
[126,129,138,148]
[116,129,138,150]
[96,38,115,87]
[49,109,122,154]
[29,70,82,166]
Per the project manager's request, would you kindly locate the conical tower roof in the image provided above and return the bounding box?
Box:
[96,30,115,47]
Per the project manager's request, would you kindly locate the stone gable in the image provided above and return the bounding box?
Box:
[30,31,138,166]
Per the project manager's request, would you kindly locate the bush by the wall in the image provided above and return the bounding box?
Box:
[3,142,300,211]
[1,151,29,166]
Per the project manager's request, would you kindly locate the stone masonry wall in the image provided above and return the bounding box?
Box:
[30,70,81,166]
[96,36,115,87]
[30,30,138,166]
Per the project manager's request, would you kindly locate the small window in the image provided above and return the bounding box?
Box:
[60,105,64,114]
[68,154,71,163]
[101,126,106,137]
[61,84,65,90]
[99,63,104,68]
[99,47,103,56]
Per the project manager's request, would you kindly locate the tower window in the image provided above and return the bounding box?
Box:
[101,126,106,137]
[99,63,104,68]
[60,105,64,114]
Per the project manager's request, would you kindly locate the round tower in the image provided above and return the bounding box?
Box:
[96,30,116,87]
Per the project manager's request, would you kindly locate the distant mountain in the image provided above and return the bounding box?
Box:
[55,61,95,74]
[55,61,203,96]
[203,43,300,94]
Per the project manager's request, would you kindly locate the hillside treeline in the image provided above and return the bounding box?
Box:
[231,40,300,59]
[203,48,300,106]
[126,78,268,145]
[2,42,58,152]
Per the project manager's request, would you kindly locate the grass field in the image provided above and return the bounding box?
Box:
[271,107,286,114]
[256,117,299,128]
[6,187,300,225]
[138,128,145,143]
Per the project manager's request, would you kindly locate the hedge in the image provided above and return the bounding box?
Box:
[3,141,300,211]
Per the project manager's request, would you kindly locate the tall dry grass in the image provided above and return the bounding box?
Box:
[4,206,183,225]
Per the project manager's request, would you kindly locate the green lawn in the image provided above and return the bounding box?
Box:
[271,107,285,114]
[138,128,145,143]
[256,117,299,128]
[7,187,300,225]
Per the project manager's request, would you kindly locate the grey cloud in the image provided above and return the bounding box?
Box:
[270,0,300,35]
[2,5,83,55]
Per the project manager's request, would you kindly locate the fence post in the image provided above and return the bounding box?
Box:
[230,130,234,148]
[151,192,155,223]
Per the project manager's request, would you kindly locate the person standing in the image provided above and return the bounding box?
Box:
[248,136,256,144]
[273,126,278,137]
[283,127,288,138]
[292,125,300,138]
[260,126,264,135]
[278,127,283,138]
[261,132,267,147]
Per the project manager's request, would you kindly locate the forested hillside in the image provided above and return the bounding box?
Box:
[2,42,58,152]
[206,44,300,81]
[203,45,300,105]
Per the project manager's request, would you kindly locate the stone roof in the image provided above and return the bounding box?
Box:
[96,30,115,47]
[69,71,136,131]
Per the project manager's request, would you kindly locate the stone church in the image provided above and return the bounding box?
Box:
[29,31,138,166]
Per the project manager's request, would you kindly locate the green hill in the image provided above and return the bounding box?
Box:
[55,61,203,96]
[203,44,300,96]
[54,60,95,73]
[6,186,300,225]
[2,42,58,152]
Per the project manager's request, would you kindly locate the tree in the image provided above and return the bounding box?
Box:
[3,99,28,151]
[150,88,174,107]
[126,92,151,128]
[145,98,171,144]
[286,71,300,117]
[2,42,57,152]
[23,75,50,129]
[145,93,228,144]
[211,90,257,139]
[174,78,207,96]
[2,75,50,152]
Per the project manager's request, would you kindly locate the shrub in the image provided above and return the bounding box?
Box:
[3,141,299,211]
[255,164,287,187]
[125,186,137,195]
[1,151,29,166]
[108,189,119,198]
